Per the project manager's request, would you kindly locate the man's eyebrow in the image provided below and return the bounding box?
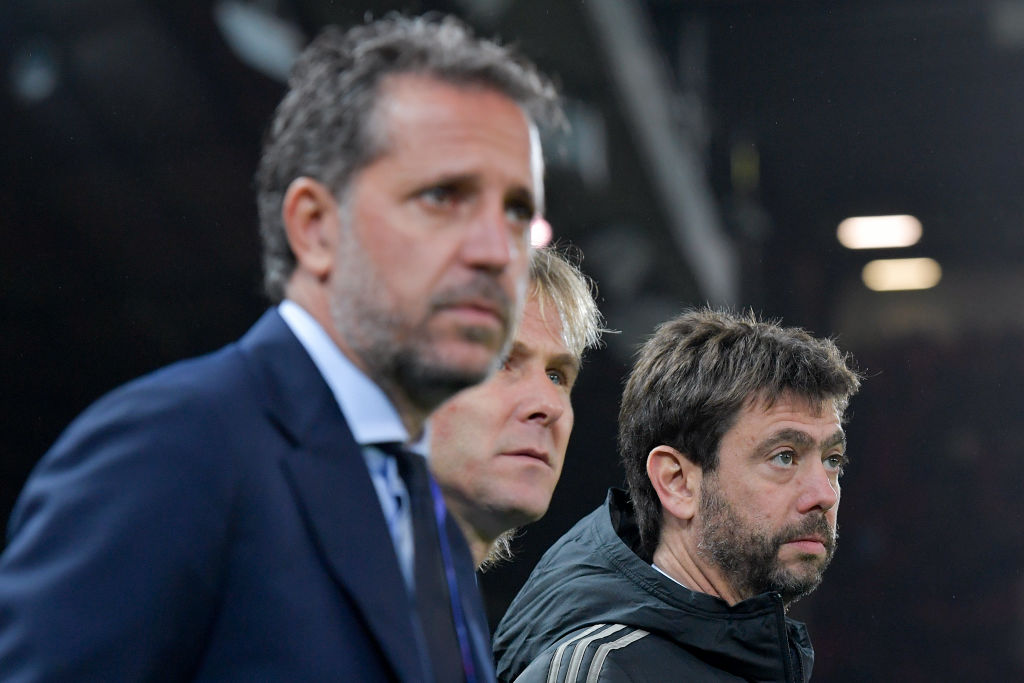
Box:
[510,342,579,370]
[506,184,536,206]
[507,341,528,357]
[506,344,580,382]
[754,428,846,455]
[418,171,475,187]
[822,430,847,451]
[417,172,535,203]
[549,350,580,371]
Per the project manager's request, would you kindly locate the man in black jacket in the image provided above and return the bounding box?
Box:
[494,308,861,682]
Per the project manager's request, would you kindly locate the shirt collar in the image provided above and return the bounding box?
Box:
[277,300,429,455]
[651,562,687,588]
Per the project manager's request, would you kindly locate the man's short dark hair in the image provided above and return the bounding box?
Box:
[256,14,563,302]
[618,307,862,559]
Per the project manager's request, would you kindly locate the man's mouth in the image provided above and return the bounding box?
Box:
[500,448,550,466]
[785,536,826,553]
[433,278,512,330]
[442,299,504,325]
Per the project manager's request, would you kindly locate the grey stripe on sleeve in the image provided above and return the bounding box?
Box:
[585,629,649,683]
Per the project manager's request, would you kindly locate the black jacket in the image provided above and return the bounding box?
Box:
[493,489,815,682]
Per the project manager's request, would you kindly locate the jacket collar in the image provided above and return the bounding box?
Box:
[495,488,814,682]
[599,489,814,681]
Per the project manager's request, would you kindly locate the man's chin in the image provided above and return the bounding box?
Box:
[456,319,507,346]
[432,333,511,375]
[394,346,497,410]
[765,560,828,604]
[779,549,830,576]
[493,504,546,531]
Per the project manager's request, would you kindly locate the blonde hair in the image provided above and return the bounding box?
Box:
[527,245,606,362]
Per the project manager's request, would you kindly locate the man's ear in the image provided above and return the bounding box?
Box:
[646,445,701,522]
[282,177,339,279]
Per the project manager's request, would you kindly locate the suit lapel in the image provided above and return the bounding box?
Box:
[240,310,428,682]
[280,432,428,682]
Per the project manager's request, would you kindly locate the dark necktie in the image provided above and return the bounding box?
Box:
[386,445,467,683]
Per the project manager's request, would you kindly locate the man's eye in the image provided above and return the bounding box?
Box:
[771,451,795,467]
[824,454,848,474]
[420,185,458,206]
[505,200,535,226]
[546,370,565,386]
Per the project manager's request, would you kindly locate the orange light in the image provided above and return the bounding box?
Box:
[862,258,942,291]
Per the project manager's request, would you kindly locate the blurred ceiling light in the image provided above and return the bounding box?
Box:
[10,39,59,105]
[213,0,304,83]
[530,216,553,247]
[862,257,942,291]
[837,214,922,249]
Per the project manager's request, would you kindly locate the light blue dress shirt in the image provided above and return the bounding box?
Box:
[278,300,425,590]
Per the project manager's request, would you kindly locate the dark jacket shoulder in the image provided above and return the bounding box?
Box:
[494,489,814,683]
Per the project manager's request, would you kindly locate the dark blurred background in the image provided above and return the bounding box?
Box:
[4,1,1023,679]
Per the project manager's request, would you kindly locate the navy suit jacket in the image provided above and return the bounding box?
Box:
[0,310,496,682]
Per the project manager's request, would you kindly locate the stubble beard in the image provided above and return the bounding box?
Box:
[329,224,518,417]
[696,473,837,607]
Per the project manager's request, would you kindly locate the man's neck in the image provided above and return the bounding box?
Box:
[368,373,428,441]
[651,537,744,606]
[284,280,428,439]
[447,506,492,568]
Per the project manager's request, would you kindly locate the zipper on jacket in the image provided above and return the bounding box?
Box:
[771,593,798,682]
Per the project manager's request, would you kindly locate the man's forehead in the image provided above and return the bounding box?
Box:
[737,392,845,448]
[514,294,578,367]
[744,391,841,420]
[377,74,534,147]
[371,75,541,206]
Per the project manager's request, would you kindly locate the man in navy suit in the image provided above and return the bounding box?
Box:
[0,14,561,682]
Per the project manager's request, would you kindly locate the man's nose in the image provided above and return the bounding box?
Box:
[517,369,565,428]
[797,460,840,514]
[459,200,524,272]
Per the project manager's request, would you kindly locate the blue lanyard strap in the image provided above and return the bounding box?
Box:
[428,475,478,683]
